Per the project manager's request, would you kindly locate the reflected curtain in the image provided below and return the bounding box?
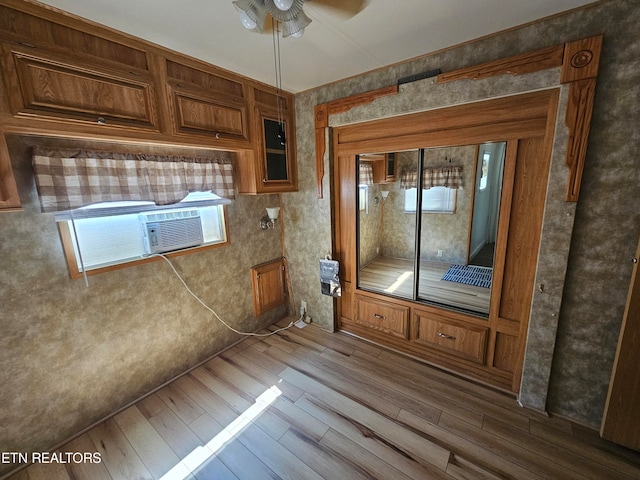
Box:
[358,162,374,186]
[423,166,463,189]
[32,147,235,212]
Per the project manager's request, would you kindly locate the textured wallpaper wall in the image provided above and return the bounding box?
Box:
[0,136,286,476]
[285,0,640,426]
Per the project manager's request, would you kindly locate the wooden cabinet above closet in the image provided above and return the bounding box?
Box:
[0,0,297,211]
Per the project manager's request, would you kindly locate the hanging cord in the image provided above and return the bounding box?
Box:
[271,18,285,136]
[149,253,296,337]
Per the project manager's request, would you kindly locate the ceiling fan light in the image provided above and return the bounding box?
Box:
[233,0,267,32]
[239,10,257,29]
[273,0,294,11]
[281,10,311,38]
[290,27,304,38]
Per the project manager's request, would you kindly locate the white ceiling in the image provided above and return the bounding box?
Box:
[38,0,597,93]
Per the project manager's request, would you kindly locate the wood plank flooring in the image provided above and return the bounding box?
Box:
[6,318,640,480]
[360,256,491,314]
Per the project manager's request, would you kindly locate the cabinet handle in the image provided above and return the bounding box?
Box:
[262,178,267,183]
[97,117,106,125]
[18,41,36,48]
[372,313,386,320]
[437,332,456,340]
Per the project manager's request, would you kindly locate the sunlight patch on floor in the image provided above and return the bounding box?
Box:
[160,385,282,480]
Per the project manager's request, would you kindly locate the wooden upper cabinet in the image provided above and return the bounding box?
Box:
[1,46,158,130]
[0,4,158,130]
[165,60,250,144]
[254,87,297,193]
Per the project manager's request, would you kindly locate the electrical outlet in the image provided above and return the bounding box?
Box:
[437,250,443,257]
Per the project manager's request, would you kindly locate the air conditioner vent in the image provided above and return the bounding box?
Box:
[140,209,203,254]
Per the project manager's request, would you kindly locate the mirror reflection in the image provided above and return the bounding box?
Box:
[357,142,506,315]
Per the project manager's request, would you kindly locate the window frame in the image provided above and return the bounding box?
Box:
[58,205,230,279]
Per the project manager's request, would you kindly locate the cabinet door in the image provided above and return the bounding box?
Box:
[256,110,297,193]
[170,87,249,142]
[3,48,158,130]
[251,259,285,316]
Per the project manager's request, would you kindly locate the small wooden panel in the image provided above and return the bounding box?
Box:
[411,309,488,364]
[10,52,157,129]
[251,258,285,316]
[339,280,354,323]
[355,294,409,339]
[254,87,290,111]
[171,89,247,140]
[561,35,603,84]
[438,44,564,84]
[165,60,244,98]
[492,332,519,373]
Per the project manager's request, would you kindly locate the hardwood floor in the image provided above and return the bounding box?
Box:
[6,318,640,480]
[360,256,491,314]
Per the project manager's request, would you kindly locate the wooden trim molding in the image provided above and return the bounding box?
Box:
[437,44,565,84]
[314,86,398,198]
[313,35,602,203]
[314,104,328,198]
[561,35,603,202]
[0,131,20,211]
[564,78,597,202]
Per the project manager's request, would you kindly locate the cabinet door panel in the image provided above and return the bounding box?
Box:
[11,52,157,129]
[251,259,285,316]
[172,89,248,140]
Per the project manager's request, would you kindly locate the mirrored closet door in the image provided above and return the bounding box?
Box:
[357,142,506,316]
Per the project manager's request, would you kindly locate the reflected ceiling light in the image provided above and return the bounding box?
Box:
[233,0,311,38]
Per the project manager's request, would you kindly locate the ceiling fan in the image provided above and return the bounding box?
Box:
[233,0,368,38]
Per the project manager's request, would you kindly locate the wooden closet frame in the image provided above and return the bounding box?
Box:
[315,35,603,393]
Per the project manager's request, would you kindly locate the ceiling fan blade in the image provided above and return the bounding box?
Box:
[308,0,368,18]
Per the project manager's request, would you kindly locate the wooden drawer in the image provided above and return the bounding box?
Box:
[412,310,488,364]
[355,295,409,339]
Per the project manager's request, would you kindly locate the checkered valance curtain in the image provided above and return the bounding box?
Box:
[358,162,374,186]
[32,148,235,213]
[400,166,463,189]
[423,166,463,189]
[400,168,418,189]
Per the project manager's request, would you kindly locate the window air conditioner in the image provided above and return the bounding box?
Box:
[140,209,204,254]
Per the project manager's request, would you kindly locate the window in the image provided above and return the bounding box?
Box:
[57,193,229,279]
[31,148,236,279]
[404,187,457,213]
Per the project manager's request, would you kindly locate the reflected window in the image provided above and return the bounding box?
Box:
[404,187,456,213]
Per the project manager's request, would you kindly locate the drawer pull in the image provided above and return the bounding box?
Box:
[437,331,456,340]
[372,313,387,320]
